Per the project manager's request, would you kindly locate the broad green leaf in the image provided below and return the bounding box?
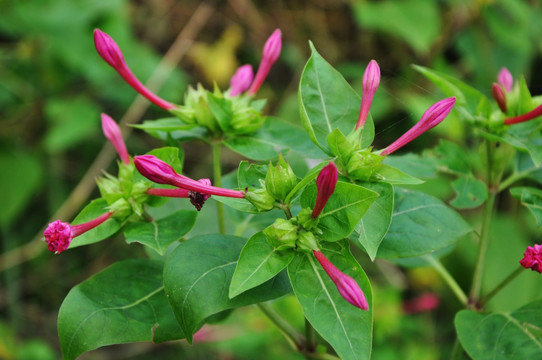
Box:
[504,124,542,166]
[377,188,472,259]
[450,176,488,209]
[350,182,394,260]
[163,234,291,342]
[432,140,471,175]
[510,187,542,226]
[214,196,259,214]
[223,136,279,161]
[288,241,373,360]
[372,164,423,185]
[383,153,438,179]
[69,198,122,249]
[132,118,208,142]
[301,182,378,241]
[456,300,542,360]
[124,210,197,255]
[299,43,374,154]
[146,146,184,173]
[229,232,295,298]
[514,152,542,185]
[237,161,268,189]
[58,259,184,360]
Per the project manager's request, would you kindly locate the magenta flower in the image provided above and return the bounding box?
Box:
[519,244,542,273]
[498,67,513,92]
[247,29,282,95]
[146,178,213,211]
[101,113,130,165]
[313,250,369,310]
[44,212,112,254]
[381,97,456,156]
[134,155,245,198]
[230,64,254,96]
[312,162,338,218]
[93,29,175,110]
[504,104,542,125]
[356,60,380,130]
[492,83,507,113]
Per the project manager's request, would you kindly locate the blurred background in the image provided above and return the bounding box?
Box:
[1,0,542,359]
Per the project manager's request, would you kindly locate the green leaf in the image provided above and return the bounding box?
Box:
[504,125,542,166]
[132,118,208,142]
[229,232,295,298]
[288,241,373,360]
[223,136,279,161]
[432,140,471,175]
[456,299,542,360]
[124,210,197,255]
[69,198,122,249]
[450,176,488,209]
[163,234,291,342]
[299,43,374,154]
[377,188,472,259]
[301,182,379,241]
[237,161,268,189]
[372,164,424,185]
[510,187,542,226]
[58,259,184,360]
[213,196,260,214]
[382,153,438,179]
[284,162,326,204]
[207,92,233,132]
[350,182,394,260]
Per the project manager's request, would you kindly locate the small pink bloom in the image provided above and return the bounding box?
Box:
[93,29,175,110]
[498,67,513,92]
[312,162,338,218]
[44,212,112,254]
[503,104,542,125]
[134,155,245,198]
[403,293,440,314]
[356,60,380,130]
[230,65,254,96]
[520,244,542,273]
[247,29,282,95]
[492,83,507,113]
[313,250,369,310]
[101,113,130,164]
[381,97,456,156]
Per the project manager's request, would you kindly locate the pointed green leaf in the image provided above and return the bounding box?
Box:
[382,153,438,179]
[373,164,423,185]
[58,259,183,360]
[69,198,122,249]
[288,241,373,360]
[223,135,280,161]
[377,188,472,259]
[147,146,184,173]
[456,300,542,360]
[450,176,488,209]
[124,210,197,255]
[132,118,208,142]
[163,234,291,342]
[229,232,295,298]
[510,187,542,226]
[432,140,471,175]
[351,182,394,260]
[237,161,268,189]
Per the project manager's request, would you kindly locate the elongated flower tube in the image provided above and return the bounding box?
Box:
[381,97,456,156]
[230,64,254,96]
[313,250,369,310]
[503,104,542,125]
[498,67,513,92]
[134,155,245,198]
[492,83,507,113]
[247,29,282,95]
[312,162,338,218]
[101,113,130,164]
[146,179,212,211]
[356,60,380,130]
[93,29,175,110]
[519,244,542,273]
[44,212,113,254]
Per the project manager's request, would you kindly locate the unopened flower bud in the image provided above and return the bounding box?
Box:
[520,244,542,273]
[248,29,282,95]
[498,67,513,92]
[356,60,380,130]
[492,83,507,113]
[265,154,298,202]
[134,155,177,185]
[230,64,254,96]
[312,162,338,218]
[102,113,130,164]
[263,218,298,250]
[245,188,276,212]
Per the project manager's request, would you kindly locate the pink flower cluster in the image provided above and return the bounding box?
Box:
[520,244,542,273]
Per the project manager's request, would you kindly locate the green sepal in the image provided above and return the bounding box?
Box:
[245,187,276,212]
[265,154,298,201]
[263,218,298,251]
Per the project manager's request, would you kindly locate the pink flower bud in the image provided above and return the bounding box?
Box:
[312,162,338,218]
[44,212,112,254]
[381,97,456,156]
[492,83,507,113]
[356,60,380,130]
[504,104,542,125]
[313,250,369,310]
[134,155,245,198]
[247,29,282,95]
[101,113,130,164]
[520,244,542,273]
[498,67,513,92]
[93,29,176,110]
[229,64,254,96]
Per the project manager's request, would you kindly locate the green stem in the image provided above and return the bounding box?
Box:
[479,266,524,308]
[257,303,305,350]
[426,256,468,306]
[281,204,293,220]
[498,172,526,192]
[211,141,226,234]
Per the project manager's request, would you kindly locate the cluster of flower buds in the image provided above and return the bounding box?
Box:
[520,244,542,273]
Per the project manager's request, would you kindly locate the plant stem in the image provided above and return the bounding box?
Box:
[257,303,305,350]
[479,266,523,308]
[426,256,468,306]
[211,141,226,234]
